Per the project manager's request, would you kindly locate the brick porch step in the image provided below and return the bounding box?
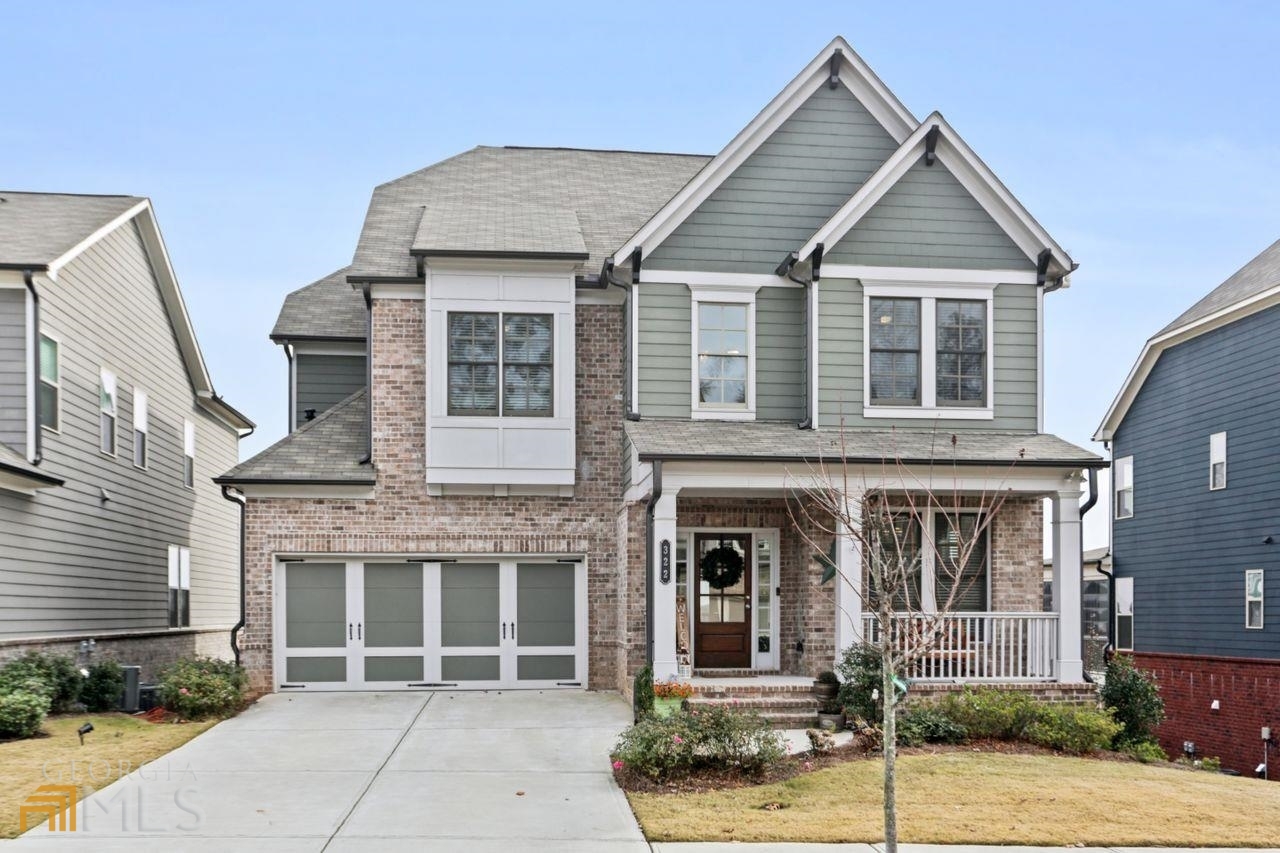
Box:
[687,688,824,729]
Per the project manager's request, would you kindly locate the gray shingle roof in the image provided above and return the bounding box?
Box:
[350,147,711,279]
[271,266,366,341]
[414,203,587,259]
[1159,238,1280,334]
[626,420,1103,467]
[216,390,373,484]
[0,191,143,267]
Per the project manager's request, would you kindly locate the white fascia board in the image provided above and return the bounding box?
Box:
[613,37,917,266]
[1094,282,1280,441]
[639,270,794,288]
[233,483,376,500]
[369,282,424,300]
[798,114,1072,276]
[290,340,367,356]
[821,265,1037,286]
[45,199,150,279]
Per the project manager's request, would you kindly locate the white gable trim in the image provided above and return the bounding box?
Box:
[612,37,917,266]
[797,113,1072,277]
[45,200,150,280]
[1094,282,1280,442]
[820,264,1038,285]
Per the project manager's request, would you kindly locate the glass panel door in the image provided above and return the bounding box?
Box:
[439,563,503,685]
[281,562,352,685]
[514,562,579,684]
[360,563,425,686]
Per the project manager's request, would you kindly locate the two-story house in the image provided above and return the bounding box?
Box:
[218,38,1102,700]
[0,192,253,677]
[1096,238,1280,777]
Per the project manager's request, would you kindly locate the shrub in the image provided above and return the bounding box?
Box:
[836,643,883,720]
[1024,704,1121,754]
[1125,740,1169,763]
[806,728,836,753]
[897,705,968,746]
[0,652,82,713]
[653,679,693,700]
[1200,755,1222,773]
[816,670,840,686]
[81,661,125,712]
[633,664,654,718]
[937,688,1039,740]
[1100,654,1164,747]
[0,690,51,739]
[612,705,785,781]
[157,658,246,720]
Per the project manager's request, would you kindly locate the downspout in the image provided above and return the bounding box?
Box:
[777,245,822,429]
[360,283,373,464]
[644,460,663,666]
[1077,467,1100,681]
[602,258,640,420]
[284,343,295,432]
[221,485,247,667]
[23,270,42,465]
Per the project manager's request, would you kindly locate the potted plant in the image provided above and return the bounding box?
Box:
[816,698,846,732]
[653,679,693,717]
[814,669,840,700]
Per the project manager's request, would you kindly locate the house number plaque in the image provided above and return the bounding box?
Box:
[660,540,672,585]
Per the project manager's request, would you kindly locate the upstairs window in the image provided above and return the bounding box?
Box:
[935,300,987,406]
[182,419,195,488]
[1246,569,1264,630]
[447,312,553,417]
[869,298,921,405]
[133,389,149,469]
[167,545,190,628]
[38,334,60,431]
[1114,456,1133,519]
[697,303,749,409]
[1209,431,1226,490]
[99,368,118,455]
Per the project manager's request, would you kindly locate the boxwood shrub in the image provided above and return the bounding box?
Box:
[158,658,247,720]
[0,652,82,713]
[0,690,51,739]
[612,705,785,780]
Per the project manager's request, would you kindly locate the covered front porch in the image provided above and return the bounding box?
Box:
[632,448,1093,689]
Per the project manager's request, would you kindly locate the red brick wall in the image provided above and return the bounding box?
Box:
[239,299,625,695]
[1134,651,1280,778]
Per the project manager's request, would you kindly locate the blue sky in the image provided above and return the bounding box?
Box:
[5,2,1278,546]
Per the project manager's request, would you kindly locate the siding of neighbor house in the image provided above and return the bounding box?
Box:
[1112,303,1280,658]
[810,278,1040,431]
[645,84,900,275]
[0,220,240,639]
[0,288,27,454]
[295,353,365,427]
[825,158,1033,270]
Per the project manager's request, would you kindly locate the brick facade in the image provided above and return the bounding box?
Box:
[0,628,232,682]
[1134,651,1280,779]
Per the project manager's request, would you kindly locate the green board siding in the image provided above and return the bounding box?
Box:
[817,278,1037,431]
[646,85,900,274]
[638,283,691,417]
[755,286,805,422]
[826,159,1032,270]
[295,353,364,427]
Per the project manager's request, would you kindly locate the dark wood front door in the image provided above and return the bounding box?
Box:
[693,533,752,669]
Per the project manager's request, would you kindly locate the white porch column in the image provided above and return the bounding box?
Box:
[834,516,864,665]
[1050,484,1085,683]
[651,488,680,681]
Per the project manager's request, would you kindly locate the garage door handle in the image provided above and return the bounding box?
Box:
[357,623,362,640]
[502,623,506,640]
[511,622,516,640]
[348,623,353,640]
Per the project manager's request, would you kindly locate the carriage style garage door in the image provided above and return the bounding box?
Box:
[276,559,587,691]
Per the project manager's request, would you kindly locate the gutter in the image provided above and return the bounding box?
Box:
[22,270,42,465]
[601,257,641,421]
[636,451,1108,469]
[360,283,373,465]
[644,460,662,667]
[776,246,822,429]
[220,485,247,667]
[0,459,63,487]
[285,344,295,431]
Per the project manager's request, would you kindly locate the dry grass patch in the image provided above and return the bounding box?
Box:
[627,751,1280,846]
[0,713,214,838]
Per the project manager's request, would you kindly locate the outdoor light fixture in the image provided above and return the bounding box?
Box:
[77,723,94,745]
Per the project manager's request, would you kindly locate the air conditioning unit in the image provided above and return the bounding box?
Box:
[119,666,141,712]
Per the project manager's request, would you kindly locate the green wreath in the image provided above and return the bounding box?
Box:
[700,545,745,590]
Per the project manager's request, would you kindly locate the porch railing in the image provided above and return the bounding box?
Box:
[860,612,1058,682]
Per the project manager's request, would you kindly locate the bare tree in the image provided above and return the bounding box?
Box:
[788,426,1014,853]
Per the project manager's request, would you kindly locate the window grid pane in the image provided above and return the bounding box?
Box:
[502,314,553,416]
[936,300,986,406]
[869,298,920,404]
[698,302,749,406]
[448,313,499,416]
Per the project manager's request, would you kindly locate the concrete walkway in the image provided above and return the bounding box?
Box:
[652,847,1271,853]
[6,690,646,851]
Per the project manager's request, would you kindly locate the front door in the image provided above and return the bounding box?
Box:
[693,533,752,669]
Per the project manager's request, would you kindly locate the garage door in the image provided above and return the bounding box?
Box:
[277,559,586,691]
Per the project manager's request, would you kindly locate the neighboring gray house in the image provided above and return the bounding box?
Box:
[0,192,253,676]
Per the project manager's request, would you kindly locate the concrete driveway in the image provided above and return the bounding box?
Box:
[7,690,646,851]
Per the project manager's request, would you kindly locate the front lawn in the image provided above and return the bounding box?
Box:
[0,713,215,838]
[627,750,1280,846]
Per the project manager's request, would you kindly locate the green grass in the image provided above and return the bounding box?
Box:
[627,752,1280,846]
[0,713,214,837]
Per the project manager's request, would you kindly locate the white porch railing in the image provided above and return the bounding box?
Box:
[860,612,1059,682]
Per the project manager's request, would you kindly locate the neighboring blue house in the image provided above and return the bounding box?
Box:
[1096,238,1280,778]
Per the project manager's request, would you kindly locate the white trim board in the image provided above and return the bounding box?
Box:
[796,114,1072,278]
[1095,282,1280,441]
[613,37,917,266]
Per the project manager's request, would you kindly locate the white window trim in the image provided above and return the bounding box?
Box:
[1114,455,1134,519]
[689,284,758,421]
[1246,568,1264,630]
[99,367,118,457]
[861,281,995,420]
[38,331,61,435]
[1209,431,1227,491]
[1115,576,1135,650]
[133,388,149,469]
[182,419,195,488]
[444,310,557,419]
